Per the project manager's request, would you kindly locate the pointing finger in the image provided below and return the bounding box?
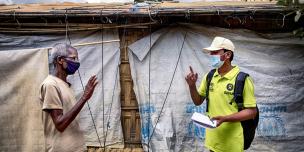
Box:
[189,66,194,73]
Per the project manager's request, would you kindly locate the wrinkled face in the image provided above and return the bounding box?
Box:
[64,48,79,65]
[57,48,79,69]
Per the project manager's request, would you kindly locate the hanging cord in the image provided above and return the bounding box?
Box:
[103,17,128,149]
[65,9,103,148]
[146,10,153,151]
[13,10,21,28]
[147,32,188,147]
[103,63,119,148]
[65,11,71,45]
[148,6,157,23]
[77,70,103,148]
[100,9,106,151]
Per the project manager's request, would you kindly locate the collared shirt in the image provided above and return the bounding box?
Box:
[39,75,86,152]
[198,66,256,152]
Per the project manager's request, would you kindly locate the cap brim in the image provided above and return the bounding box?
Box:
[202,46,222,53]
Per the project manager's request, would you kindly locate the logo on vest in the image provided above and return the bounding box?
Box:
[226,83,234,91]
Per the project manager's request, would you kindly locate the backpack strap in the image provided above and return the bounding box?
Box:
[206,69,216,112]
[234,72,249,111]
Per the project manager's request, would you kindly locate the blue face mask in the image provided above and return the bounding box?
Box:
[65,59,80,75]
[210,55,224,68]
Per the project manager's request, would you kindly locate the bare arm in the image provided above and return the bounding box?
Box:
[185,66,205,106]
[188,84,205,106]
[47,75,98,132]
[212,107,257,127]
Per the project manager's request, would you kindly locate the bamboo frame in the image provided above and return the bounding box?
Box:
[0,22,156,28]
[73,40,120,47]
[0,8,287,17]
[38,40,120,51]
[0,22,157,34]
[0,4,289,18]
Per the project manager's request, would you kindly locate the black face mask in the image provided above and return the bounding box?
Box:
[65,59,80,75]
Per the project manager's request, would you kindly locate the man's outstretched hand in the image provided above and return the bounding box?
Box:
[82,75,98,101]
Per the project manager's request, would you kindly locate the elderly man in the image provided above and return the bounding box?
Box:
[185,37,257,152]
[39,43,98,152]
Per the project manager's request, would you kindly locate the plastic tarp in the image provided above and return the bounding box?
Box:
[0,30,123,150]
[128,24,304,151]
[0,48,48,151]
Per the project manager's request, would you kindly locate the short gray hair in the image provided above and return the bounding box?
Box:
[50,43,76,64]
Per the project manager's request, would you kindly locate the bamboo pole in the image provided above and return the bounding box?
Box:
[73,40,120,47]
[0,23,104,27]
[36,40,120,51]
[0,22,156,29]
[0,5,289,18]
[0,21,157,33]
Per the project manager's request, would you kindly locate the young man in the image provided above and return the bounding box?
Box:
[39,43,98,152]
[185,37,257,152]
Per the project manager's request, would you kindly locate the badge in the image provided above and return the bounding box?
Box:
[226,83,233,91]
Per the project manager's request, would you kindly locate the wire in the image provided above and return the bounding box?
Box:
[65,10,71,45]
[77,70,103,147]
[103,17,128,150]
[65,8,103,148]
[103,62,119,149]
[147,10,152,152]
[147,31,188,147]
[148,6,157,23]
[100,9,106,151]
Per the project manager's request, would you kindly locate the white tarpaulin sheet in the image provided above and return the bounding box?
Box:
[0,30,123,149]
[0,48,48,151]
[128,24,304,151]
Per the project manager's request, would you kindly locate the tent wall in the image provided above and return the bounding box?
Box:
[128,24,304,152]
[0,48,48,152]
[0,12,303,151]
[0,30,125,151]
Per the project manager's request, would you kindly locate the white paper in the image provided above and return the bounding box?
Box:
[191,112,217,129]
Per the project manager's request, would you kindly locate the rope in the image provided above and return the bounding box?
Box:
[65,10,71,45]
[147,11,152,152]
[103,62,119,148]
[77,70,103,148]
[103,17,128,149]
[147,31,188,147]
[65,9,103,148]
[100,9,106,151]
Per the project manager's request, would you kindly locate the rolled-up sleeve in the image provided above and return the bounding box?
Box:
[243,76,257,108]
[198,74,208,97]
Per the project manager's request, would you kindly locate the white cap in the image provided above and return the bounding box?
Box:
[203,36,235,52]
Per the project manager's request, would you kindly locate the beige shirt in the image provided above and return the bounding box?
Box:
[39,75,85,152]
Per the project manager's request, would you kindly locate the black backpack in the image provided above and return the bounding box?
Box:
[205,69,259,150]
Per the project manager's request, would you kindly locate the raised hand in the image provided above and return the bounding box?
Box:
[185,66,198,87]
[82,75,98,101]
